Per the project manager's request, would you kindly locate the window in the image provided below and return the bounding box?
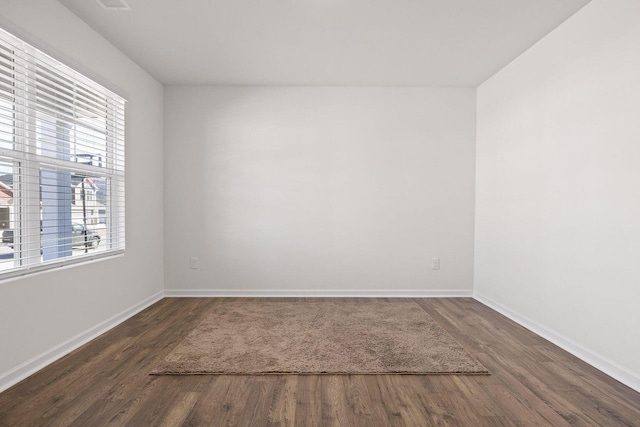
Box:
[0,27,125,279]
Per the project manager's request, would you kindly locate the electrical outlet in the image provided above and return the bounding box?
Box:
[190,257,199,269]
[432,258,440,270]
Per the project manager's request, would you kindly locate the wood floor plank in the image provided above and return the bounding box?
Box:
[1,297,639,426]
[266,375,298,427]
[319,375,350,426]
[181,375,234,426]
[237,376,280,426]
[295,375,323,426]
[340,376,371,423]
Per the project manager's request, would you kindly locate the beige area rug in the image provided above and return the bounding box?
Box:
[151,300,489,375]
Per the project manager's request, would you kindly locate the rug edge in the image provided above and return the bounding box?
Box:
[149,370,490,376]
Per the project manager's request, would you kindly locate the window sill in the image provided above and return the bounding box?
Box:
[0,249,125,285]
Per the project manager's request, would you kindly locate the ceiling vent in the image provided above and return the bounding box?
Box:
[95,0,132,11]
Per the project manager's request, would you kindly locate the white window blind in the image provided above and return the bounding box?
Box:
[0,27,125,279]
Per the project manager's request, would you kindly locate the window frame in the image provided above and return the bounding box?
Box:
[0,27,126,281]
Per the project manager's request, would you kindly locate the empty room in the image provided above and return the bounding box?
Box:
[0,0,639,425]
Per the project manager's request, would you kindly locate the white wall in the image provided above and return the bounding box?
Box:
[164,87,475,294]
[475,0,640,386]
[0,0,164,389]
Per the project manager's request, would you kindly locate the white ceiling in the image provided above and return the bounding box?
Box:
[59,0,590,87]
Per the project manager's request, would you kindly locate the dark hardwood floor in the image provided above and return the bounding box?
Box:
[0,297,638,426]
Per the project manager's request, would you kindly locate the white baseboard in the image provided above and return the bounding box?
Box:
[0,290,164,394]
[474,292,640,394]
[164,289,473,298]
